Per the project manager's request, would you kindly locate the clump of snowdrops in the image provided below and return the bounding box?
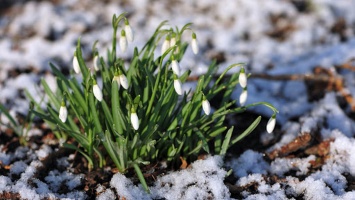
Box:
[28,13,278,192]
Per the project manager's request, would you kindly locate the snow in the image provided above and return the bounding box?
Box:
[10,161,28,175]
[1,0,355,199]
[227,150,269,178]
[109,155,230,200]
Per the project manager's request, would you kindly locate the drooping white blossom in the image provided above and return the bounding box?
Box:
[131,112,139,130]
[124,19,134,42]
[120,30,127,53]
[93,54,99,71]
[73,54,80,74]
[174,78,183,95]
[112,75,121,90]
[239,67,247,88]
[202,98,211,115]
[119,74,129,89]
[170,33,176,47]
[93,83,103,102]
[59,102,68,123]
[191,33,199,54]
[171,59,180,76]
[239,88,248,106]
[161,37,170,55]
[266,115,276,133]
[112,73,129,90]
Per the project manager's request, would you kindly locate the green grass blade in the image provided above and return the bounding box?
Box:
[220,126,234,155]
[230,116,261,145]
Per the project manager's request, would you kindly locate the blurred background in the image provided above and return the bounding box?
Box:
[1,0,355,126]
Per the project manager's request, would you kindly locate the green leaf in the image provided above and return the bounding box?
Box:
[101,130,125,172]
[0,104,18,128]
[75,38,89,78]
[230,116,261,145]
[63,143,94,168]
[194,128,210,154]
[220,126,234,155]
[133,163,150,193]
[41,79,61,109]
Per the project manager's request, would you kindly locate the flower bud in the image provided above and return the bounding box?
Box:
[171,59,180,76]
[130,110,139,130]
[73,54,80,74]
[173,76,183,95]
[119,74,129,89]
[239,67,247,88]
[124,19,134,42]
[170,33,176,47]
[59,101,67,123]
[93,54,99,71]
[120,30,127,53]
[202,97,211,115]
[161,36,170,55]
[239,88,247,106]
[191,33,199,54]
[112,75,121,90]
[266,114,276,133]
[93,83,103,102]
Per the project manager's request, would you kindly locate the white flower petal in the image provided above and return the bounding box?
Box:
[202,99,211,115]
[73,56,80,74]
[59,106,68,123]
[239,90,248,106]
[174,79,183,95]
[171,60,180,76]
[161,39,170,55]
[125,24,134,42]
[112,76,121,90]
[191,38,199,54]
[119,74,129,89]
[120,36,127,53]
[131,112,139,130]
[266,116,276,133]
[93,84,103,102]
[93,55,99,71]
[239,71,247,88]
[170,37,176,47]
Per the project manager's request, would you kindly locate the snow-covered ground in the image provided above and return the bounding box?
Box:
[1,0,355,199]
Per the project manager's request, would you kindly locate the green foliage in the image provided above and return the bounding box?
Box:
[29,13,278,192]
[0,102,34,145]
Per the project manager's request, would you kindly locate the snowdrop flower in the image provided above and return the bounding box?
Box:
[124,19,134,42]
[73,53,80,74]
[171,58,180,76]
[239,88,247,106]
[173,75,183,95]
[266,114,276,133]
[130,109,139,130]
[191,32,199,54]
[59,101,67,123]
[202,96,211,115]
[120,30,127,52]
[112,72,129,90]
[112,75,121,90]
[93,54,99,71]
[161,36,170,55]
[170,33,176,47]
[119,74,129,89]
[239,67,247,88]
[93,80,103,102]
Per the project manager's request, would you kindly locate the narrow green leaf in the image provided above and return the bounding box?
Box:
[230,116,261,145]
[41,79,61,109]
[133,164,150,193]
[194,128,210,154]
[220,126,234,155]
